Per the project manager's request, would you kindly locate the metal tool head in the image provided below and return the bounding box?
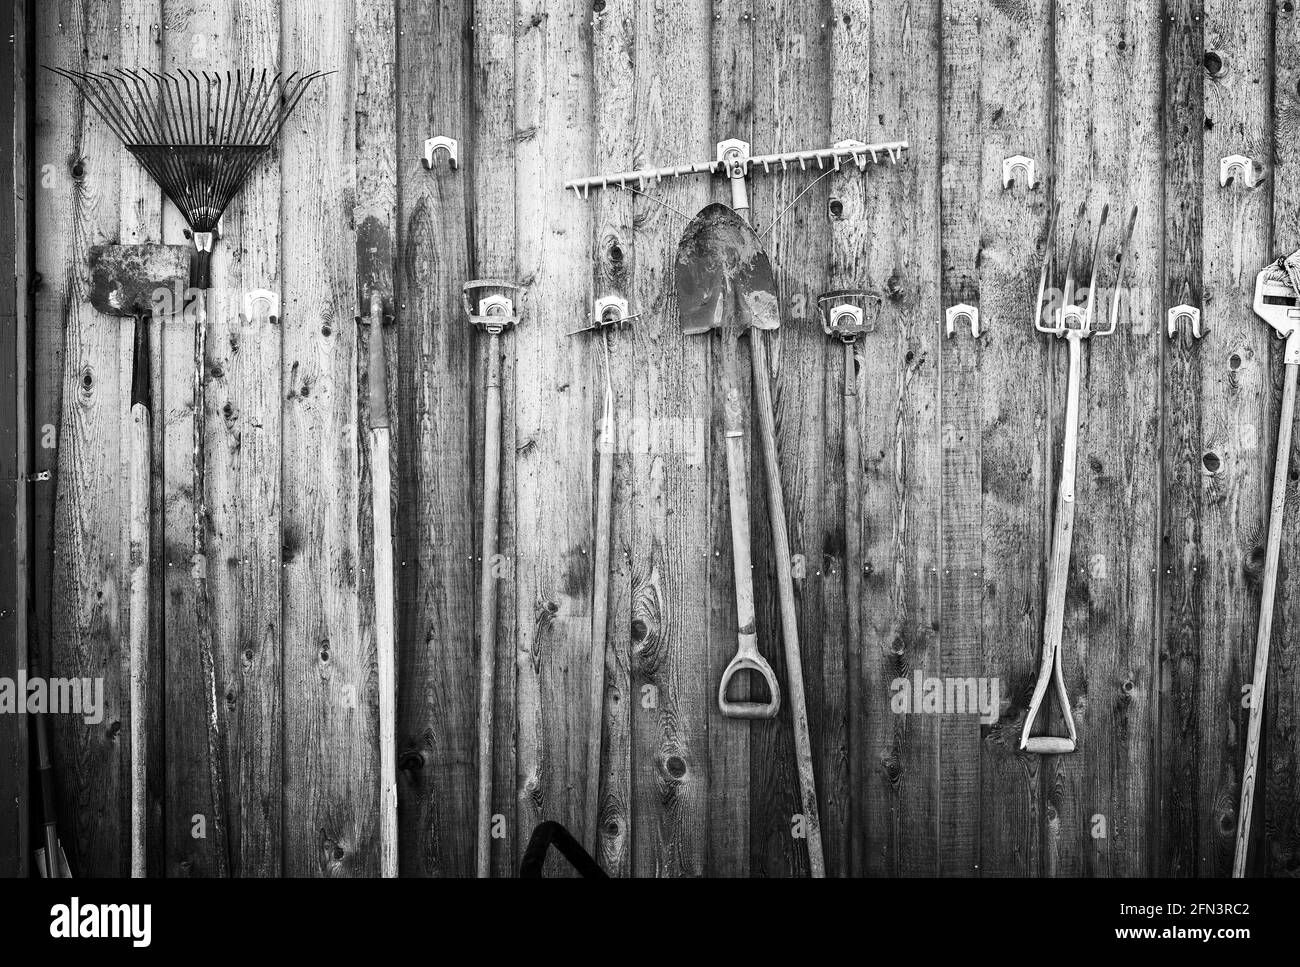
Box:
[675,203,779,337]
[816,289,882,341]
[463,279,525,334]
[88,244,192,318]
[1254,257,1300,339]
[1034,202,1134,339]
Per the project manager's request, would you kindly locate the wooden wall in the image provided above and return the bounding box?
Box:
[23,0,1300,877]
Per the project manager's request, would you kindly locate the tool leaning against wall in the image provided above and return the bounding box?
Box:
[567,297,638,865]
[48,66,329,876]
[567,137,907,878]
[466,280,526,879]
[87,243,192,878]
[1235,254,1300,877]
[1021,201,1136,754]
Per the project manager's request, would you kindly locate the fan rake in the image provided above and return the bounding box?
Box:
[48,66,326,875]
[46,67,326,286]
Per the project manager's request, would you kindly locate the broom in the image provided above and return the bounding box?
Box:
[47,67,327,874]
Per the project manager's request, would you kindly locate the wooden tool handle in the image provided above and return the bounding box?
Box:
[477,332,503,878]
[1021,333,1081,754]
[842,340,864,873]
[368,292,390,429]
[371,426,397,877]
[749,332,825,875]
[128,400,150,877]
[586,369,614,857]
[717,645,781,718]
[1234,355,1299,876]
[130,312,151,411]
[718,344,778,719]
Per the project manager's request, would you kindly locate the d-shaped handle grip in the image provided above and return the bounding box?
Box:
[1020,735,1076,755]
[718,646,781,719]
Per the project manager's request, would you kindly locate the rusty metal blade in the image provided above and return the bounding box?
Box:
[675,203,779,336]
[88,244,192,318]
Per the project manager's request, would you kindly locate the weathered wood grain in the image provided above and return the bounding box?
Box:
[38,0,129,878]
[861,0,944,877]
[937,0,982,878]
[827,0,874,878]
[1269,0,1300,879]
[280,0,371,876]
[470,0,520,879]
[1189,0,1273,877]
[1052,0,1163,877]
[0,0,31,880]
[355,0,398,878]
[587,0,634,876]
[745,0,831,879]
[1158,0,1206,877]
[116,0,167,879]
[968,0,1053,879]
[394,0,476,877]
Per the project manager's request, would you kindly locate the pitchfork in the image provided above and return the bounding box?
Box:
[1021,201,1136,754]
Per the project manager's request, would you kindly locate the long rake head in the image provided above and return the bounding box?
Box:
[46,67,328,287]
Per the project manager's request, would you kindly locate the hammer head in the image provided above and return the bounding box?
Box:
[88,244,192,318]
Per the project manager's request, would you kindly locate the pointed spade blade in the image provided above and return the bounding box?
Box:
[675,203,780,336]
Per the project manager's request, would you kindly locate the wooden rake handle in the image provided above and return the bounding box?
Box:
[128,309,152,877]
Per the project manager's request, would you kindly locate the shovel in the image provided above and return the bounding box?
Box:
[88,242,191,877]
[676,203,782,719]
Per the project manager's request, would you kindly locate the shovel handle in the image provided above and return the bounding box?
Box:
[718,642,781,719]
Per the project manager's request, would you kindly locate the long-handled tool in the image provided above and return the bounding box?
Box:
[364,291,398,877]
[816,289,881,871]
[466,279,524,878]
[88,243,191,878]
[568,297,636,860]
[1235,254,1300,876]
[677,204,783,720]
[33,681,71,878]
[51,68,326,874]
[570,140,907,879]
[1022,202,1136,754]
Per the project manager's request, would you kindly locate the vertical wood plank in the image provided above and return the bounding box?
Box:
[395,0,475,877]
[512,0,596,873]
[862,0,943,877]
[355,0,398,878]
[0,0,31,880]
[470,0,520,879]
[706,0,754,879]
[1159,0,1206,877]
[1052,0,1163,877]
[1269,0,1300,878]
[37,0,127,878]
[587,0,634,875]
[971,0,1053,878]
[748,0,832,879]
[155,2,230,879]
[937,0,983,879]
[281,0,371,876]
[1174,0,1272,877]
[827,0,875,878]
[117,0,166,878]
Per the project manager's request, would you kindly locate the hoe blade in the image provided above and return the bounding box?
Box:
[675,203,779,336]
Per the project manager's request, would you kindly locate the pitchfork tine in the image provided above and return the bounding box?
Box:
[1083,203,1109,329]
[1107,206,1138,334]
[1060,201,1086,316]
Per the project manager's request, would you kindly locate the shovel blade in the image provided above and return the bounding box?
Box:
[675,203,780,336]
[88,244,192,318]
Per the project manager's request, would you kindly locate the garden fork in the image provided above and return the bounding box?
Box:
[1022,202,1136,754]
